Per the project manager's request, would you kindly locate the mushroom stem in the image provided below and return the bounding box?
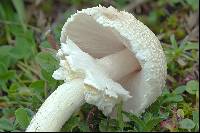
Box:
[97,49,141,81]
[26,49,140,132]
[26,79,85,132]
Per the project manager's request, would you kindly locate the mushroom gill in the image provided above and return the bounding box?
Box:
[62,13,141,84]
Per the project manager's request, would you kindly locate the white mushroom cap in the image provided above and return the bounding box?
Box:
[60,6,167,115]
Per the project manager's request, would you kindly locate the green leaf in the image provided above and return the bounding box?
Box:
[0,56,10,68]
[40,41,52,48]
[192,111,199,124]
[147,11,159,25]
[186,80,199,95]
[8,83,19,97]
[179,118,195,130]
[185,0,199,10]
[99,120,108,132]
[99,119,119,132]
[159,112,170,119]
[11,0,26,30]
[114,0,128,9]
[170,0,183,5]
[173,86,186,94]
[0,45,15,67]
[147,96,162,113]
[167,15,178,28]
[144,117,163,131]
[184,42,199,51]
[61,115,80,132]
[0,1,14,40]
[192,111,199,131]
[0,45,13,55]
[9,25,24,36]
[1,107,16,119]
[116,101,124,131]
[0,70,16,81]
[0,1,15,21]
[0,63,7,73]
[0,118,13,131]
[29,80,45,96]
[162,94,184,104]
[18,87,33,97]
[10,37,33,59]
[170,35,178,49]
[41,69,57,89]
[162,87,171,96]
[15,108,31,129]
[36,52,58,74]
[99,119,109,132]
[143,112,153,123]
[123,112,145,131]
[0,3,6,19]
[78,121,90,132]
[0,81,7,91]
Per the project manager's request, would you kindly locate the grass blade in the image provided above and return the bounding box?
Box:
[11,0,26,31]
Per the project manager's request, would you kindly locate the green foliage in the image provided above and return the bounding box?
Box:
[192,111,199,131]
[61,115,80,132]
[99,119,120,132]
[15,108,32,129]
[179,118,195,130]
[165,35,199,81]
[0,46,15,67]
[185,0,199,10]
[36,52,58,74]
[113,0,129,9]
[11,0,26,30]
[0,118,14,131]
[116,101,124,131]
[186,80,199,95]
[119,112,163,132]
[29,80,45,97]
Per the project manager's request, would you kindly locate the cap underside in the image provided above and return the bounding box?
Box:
[59,6,167,115]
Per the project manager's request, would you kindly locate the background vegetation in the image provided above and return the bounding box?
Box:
[0,0,199,132]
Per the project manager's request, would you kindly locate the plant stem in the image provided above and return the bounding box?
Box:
[44,81,47,99]
[0,20,41,32]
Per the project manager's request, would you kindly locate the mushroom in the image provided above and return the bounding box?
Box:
[26,6,167,132]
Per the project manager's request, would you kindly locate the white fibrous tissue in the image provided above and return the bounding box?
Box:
[52,37,131,115]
